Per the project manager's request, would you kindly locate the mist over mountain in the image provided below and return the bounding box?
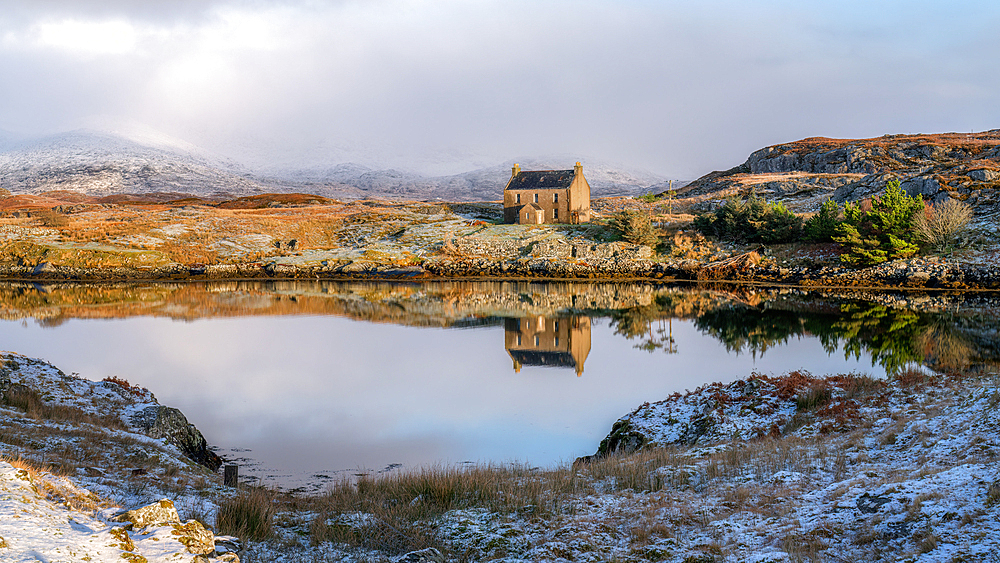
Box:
[0,126,680,202]
[0,128,271,198]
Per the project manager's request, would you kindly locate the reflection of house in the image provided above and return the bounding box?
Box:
[503,162,591,224]
[505,316,592,376]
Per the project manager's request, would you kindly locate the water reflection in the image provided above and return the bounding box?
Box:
[505,316,591,375]
[0,280,997,488]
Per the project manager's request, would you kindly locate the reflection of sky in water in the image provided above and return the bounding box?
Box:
[0,315,885,489]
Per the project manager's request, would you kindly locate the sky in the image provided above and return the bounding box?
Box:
[1,0,998,177]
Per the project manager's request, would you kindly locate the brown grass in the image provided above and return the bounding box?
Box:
[217,487,277,541]
[1,384,126,431]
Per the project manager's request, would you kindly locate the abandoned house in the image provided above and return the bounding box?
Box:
[503,162,591,224]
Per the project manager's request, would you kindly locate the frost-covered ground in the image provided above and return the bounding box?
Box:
[240,370,1000,563]
[2,352,999,562]
[0,351,237,561]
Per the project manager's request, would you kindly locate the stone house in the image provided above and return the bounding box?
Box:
[503,162,591,224]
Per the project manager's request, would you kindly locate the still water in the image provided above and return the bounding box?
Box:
[0,281,995,490]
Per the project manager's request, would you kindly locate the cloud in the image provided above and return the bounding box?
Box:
[0,0,999,177]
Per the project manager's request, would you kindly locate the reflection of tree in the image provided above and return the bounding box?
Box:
[809,303,924,374]
[610,296,680,354]
[915,320,976,373]
[694,306,807,357]
[608,291,989,374]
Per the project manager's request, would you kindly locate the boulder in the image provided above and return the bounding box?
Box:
[131,406,222,470]
[900,176,941,198]
[118,499,181,529]
[968,168,1000,182]
[171,519,216,555]
[118,500,217,556]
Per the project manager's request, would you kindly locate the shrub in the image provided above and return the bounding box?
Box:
[911,198,973,253]
[803,199,841,242]
[608,209,659,247]
[693,194,802,244]
[834,180,924,266]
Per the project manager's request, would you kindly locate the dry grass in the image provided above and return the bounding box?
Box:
[1,384,126,431]
[1,455,104,513]
[217,486,278,541]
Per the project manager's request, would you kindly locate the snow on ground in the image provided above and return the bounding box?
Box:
[0,352,240,561]
[229,369,1000,562]
[0,461,232,562]
[3,351,1000,562]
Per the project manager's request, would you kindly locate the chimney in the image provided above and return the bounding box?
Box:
[574,161,583,175]
[512,163,521,177]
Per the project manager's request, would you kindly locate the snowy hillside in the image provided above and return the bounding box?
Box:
[266,157,677,201]
[0,129,274,198]
[0,125,680,201]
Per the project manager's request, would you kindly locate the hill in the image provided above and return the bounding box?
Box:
[675,130,1000,220]
[0,128,676,202]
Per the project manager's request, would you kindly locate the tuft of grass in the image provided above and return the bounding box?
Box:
[795,387,833,411]
[217,487,277,541]
[986,481,1000,507]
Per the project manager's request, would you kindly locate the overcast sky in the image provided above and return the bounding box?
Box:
[1,0,998,177]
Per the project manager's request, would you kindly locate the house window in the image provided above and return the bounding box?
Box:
[516,334,521,346]
[516,193,520,204]
[533,193,538,203]
[554,336,559,346]
[554,321,559,331]
[553,209,558,219]
[553,193,558,203]
[534,335,540,347]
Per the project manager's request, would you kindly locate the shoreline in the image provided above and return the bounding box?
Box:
[1,255,999,291]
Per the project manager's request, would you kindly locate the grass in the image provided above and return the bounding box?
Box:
[307,463,559,553]
[217,486,278,541]
[2,384,126,431]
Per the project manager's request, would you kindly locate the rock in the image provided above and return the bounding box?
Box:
[596,419,648,457]
[118,499,181,529]
[856,492,892,514]
[131,406,223,470]
[899,176,941,198]
[397,547,446,563]
[171,519,216,555]
[968,168,1000,182]
[31,262,59,276]
[214,535,242,555]
[883,521,909,539]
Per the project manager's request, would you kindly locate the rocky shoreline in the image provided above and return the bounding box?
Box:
[3,253,999,290]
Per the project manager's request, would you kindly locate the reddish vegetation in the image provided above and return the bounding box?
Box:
[773,131,1000,156]
[101,376,144,396]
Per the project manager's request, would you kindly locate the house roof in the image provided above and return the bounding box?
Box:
[525,202,543,211]
[508,349,577,369]
[505,170,575,191]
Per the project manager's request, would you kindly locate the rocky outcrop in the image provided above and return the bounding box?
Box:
[0,251,998,289]
[115,499,235,560]
[677,131,1000,217]
[131,406,223,471]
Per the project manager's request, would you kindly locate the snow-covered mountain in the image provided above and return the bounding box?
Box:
[266,158,676,201]
[0,128,275,198]
[0,127,680,201]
